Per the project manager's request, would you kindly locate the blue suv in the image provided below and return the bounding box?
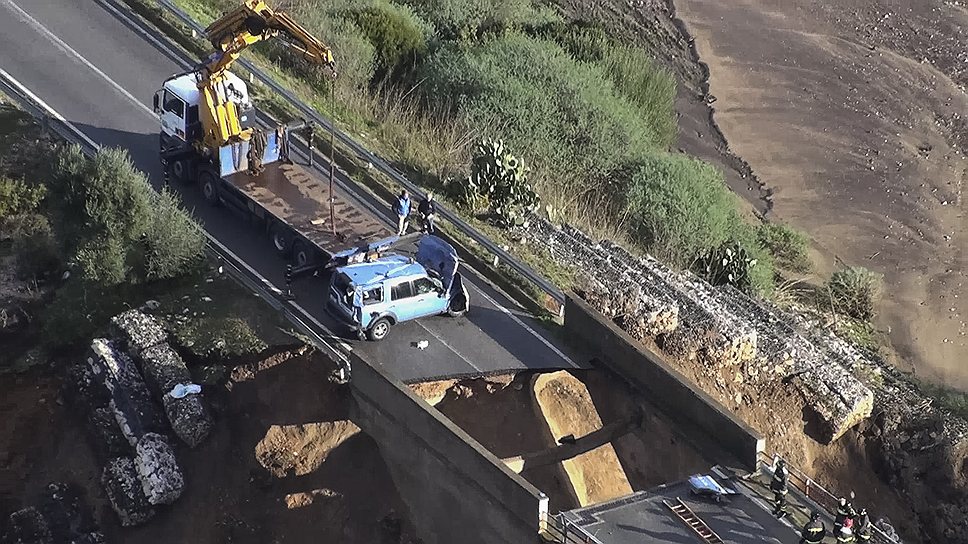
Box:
[327,235,469,341]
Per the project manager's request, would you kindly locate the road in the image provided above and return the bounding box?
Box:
[0,0,582,382]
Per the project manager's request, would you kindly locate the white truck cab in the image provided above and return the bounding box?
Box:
[153,71,253,150]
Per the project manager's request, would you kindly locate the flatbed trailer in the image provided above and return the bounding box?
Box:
[215,158,392,270]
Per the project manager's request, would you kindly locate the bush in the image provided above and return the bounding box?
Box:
[419,33,672,192]
[696,238,774,296]
[343,1,430,78]
[757,222,811,272]
[827,266,881,321]
[8,214,60,278]
[144,188,206,281]
[457,139,539,226]
[0,177,46,220]
[620,153,738,266]
[404,0,540,40]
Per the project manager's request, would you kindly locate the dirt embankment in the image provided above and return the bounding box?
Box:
[672,0,968,389]
[1,353,417,544]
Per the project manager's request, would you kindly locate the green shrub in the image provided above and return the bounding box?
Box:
[343,1,430,78]
[620,152,738,266]
[696,239,773,296]
[827,266,881,321]
[73,236,130,286]
[144,188,206,281]
[0,177,46,219]
[458,139,539,226]
[8,214,60,278]
[171,316,268,360]
[420,34,670,192]
[404,0,538,40]
[757,222,811,272]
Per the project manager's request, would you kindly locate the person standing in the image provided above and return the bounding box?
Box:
[799,511,826,544]
[770,458,789,518]
[393,190,410,236]
[835,498,857,534]
[417,192,437,234]
[836,524,856,543]
[855,508,872,542]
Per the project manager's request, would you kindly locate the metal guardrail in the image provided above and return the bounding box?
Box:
[758,452,899,543]
[145,0,567,309]
[541,513,604,544]
[0,69,352,382]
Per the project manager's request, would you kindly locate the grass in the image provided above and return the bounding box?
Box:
[919,382,968,421]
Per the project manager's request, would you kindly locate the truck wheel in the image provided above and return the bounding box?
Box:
[292,242,312,267]
[199,170,220,206]
[366,318,391,341]
[171,159,189,183]
[270,223,293,255]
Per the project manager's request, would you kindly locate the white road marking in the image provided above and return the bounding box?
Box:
[470,283,578,368]
[416,321,485,373]
[2,0,157,120]
[0,67,101,151]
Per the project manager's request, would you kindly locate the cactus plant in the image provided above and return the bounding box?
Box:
[457,139,540,227]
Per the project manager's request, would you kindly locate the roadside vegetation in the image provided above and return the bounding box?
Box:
[0,100,286,371]
[131,0,803,297]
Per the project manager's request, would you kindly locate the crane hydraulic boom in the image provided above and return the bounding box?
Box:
[195,0,336,152]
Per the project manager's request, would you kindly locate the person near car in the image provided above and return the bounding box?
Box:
[854,508,872,542]
[799,511,826,544]
[418,192,437,234]
[393,190,410,235]
[770,458,789,518]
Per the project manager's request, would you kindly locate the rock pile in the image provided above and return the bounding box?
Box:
[524,218,874,442]
[63,309,212,527]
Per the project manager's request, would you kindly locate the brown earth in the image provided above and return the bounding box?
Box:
[412,370,712,513]
[0,354,417,544]
[671,0,968,389]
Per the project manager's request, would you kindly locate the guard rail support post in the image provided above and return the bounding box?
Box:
[40,114,49,135]
[307,126,315,169]
[284,264,294,299]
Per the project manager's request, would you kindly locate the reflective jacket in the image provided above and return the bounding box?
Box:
[800,520,826,543]
[770,466,788,494]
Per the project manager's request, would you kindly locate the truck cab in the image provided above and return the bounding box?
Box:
[327,236,469,341]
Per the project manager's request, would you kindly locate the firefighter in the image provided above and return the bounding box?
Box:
[855,508,872,542]
[834,497,856,533]
[836,524,856,543]
[799,511,826,544]
[769,458,789,518]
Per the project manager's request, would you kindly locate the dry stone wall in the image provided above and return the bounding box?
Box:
[524,219,873,443]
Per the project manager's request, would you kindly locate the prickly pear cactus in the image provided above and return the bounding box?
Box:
[459,139,539,227]
[699,242,760,292]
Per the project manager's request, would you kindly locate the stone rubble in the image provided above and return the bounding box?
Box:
[163,393,213,448]
[111,308,168,357]
[88,338,165,444]
[523,218,873,442]
[101,457,155,527]
[133,433,185,505]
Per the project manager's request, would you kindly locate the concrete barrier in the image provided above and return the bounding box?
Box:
[565,294,765,469]
[348,351,547,544]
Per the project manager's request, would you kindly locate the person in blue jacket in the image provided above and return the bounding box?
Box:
[393,190,411,236]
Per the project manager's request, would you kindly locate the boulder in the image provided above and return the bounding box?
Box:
[110,309,167,357]
[163,393,213,448]
[101,457,154,527]
[133,433,184,505]
[88,338,165,445]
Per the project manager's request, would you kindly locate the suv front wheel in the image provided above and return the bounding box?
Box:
[366,318,391,341]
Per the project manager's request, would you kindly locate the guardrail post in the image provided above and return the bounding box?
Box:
[40,114,49,135]
[805,477,812,500]
[284,264,294,299]
[307,126,315,168]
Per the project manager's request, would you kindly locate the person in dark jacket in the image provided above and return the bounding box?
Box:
[799,511,826,544]
[835,497,857,533]
[393,190,410,235]
[855,508,872,542]
[417,192,437,234]
[770,459,789,518]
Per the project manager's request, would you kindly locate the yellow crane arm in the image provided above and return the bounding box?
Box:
[197,0,335,150]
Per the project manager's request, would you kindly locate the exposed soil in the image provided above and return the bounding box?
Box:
[0,354,417,544]
[412,370,712,513]
[671,0,968,390]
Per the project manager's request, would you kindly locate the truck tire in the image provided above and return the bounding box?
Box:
[292,241,312,267]
[270,223,293,256]
[170,159,189,184]
[198,169,220,206]
[366,318,391,341]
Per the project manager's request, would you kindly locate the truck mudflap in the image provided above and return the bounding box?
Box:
[447,273,469,316]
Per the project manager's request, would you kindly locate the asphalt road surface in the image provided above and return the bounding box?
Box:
[0,0,582,382]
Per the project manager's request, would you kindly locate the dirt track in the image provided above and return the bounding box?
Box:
[672,0,968,389]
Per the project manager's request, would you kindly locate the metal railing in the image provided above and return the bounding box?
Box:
[139,0,566,310]
[0,69,352,383]
[758,452,900,543]
[541,513,604,544]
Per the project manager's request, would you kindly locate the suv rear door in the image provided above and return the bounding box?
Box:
[388,277,447,322]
